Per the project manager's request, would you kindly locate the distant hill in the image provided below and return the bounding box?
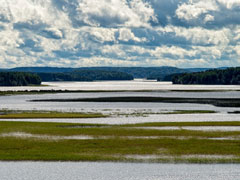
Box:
[10,67,73,73]
[2,66,211,79]
[185,68,210,72]
[38,70,134,81]
[3,66,235,82]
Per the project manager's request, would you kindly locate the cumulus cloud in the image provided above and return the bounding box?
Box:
[73,0,157,28]
[176,1,218,22]
[0,0,239,68]
[175,0,240,28]
[118,28,147,42]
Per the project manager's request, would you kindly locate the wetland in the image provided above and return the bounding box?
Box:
[0,80,240,164]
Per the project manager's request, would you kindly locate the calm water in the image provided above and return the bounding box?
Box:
[1,92,240,113]
[1,114,240,124]
[0,162,239,180]
[0,80,240,91]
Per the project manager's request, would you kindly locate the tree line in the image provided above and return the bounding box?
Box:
[0,72,41,86]
[171,67,240,85]
[37,70,134,81]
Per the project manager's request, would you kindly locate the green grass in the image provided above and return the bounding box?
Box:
[0,121,240,163]
[0,110,107,119]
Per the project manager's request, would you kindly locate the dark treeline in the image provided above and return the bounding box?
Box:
[4,66,206,79]
[0,72,41,86]
[38,70,134,81]
[171,67,240,85]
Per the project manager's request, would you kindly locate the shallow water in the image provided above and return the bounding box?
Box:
[0,162,239,180]
[0,81,240,124]
[1,80,240,91]
[1,80,240,115]
[1,92,240,114]
[1,114,240,124]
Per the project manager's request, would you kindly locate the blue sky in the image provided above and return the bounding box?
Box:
[0,0,240,68]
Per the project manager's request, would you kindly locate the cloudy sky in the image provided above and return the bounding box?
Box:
[0,0,240,68]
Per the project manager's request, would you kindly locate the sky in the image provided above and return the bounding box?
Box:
[0,0,240,68]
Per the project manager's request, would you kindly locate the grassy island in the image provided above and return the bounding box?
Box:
[0,110,107,119]
[0,121,240,163]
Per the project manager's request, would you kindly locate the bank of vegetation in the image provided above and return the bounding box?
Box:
[170,67,240,85]
[0,121,240,163]
[37,70,134,81]
[32,96,240,107]
[2,66,208,79]
[0,110,106,119]
[0,72,41,86]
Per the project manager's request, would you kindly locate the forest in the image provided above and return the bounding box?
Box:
[3,66,205,79]
[0,72,41,86]
[37,70,134,81]
[171,67,240,85]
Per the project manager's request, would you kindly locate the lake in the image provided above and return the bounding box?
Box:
[0,80,240,91]
[0,162,239,180]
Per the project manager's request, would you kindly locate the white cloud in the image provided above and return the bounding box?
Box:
[75,0,157,27]
[0,0,70,28]
[151,46,197,59]
[157,25,230,46]
[0,0,239,68]
[89,27,117,42]
[118,28,146,42]
[217,0,240,9]
[176,0,218,22]
[204,14,214,23]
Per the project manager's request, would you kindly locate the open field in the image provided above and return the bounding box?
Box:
[0,121,240,163]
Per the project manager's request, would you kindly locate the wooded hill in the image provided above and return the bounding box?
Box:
[38,70,134,81]
[1,66,209,79]
[0,72,41,86]
[171,67,240,85]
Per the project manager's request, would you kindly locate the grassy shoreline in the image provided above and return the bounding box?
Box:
[0,110,107,119]
[0,121,240,163]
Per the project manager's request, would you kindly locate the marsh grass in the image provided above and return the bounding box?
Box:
[126,121,240,127]
[113,110,217,118]
[161,110,216,114]
[0,110,106,119]
[0,121,240,163]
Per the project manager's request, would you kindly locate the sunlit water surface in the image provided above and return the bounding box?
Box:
[0,80,240,91]
[0,162,239,180]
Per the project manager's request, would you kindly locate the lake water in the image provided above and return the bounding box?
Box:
[1,114,240,124]
[1,91,240,124]
[0,80,240,91]
[0,162,239,180]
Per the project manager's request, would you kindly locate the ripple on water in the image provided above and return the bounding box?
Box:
[0,162,239,180]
